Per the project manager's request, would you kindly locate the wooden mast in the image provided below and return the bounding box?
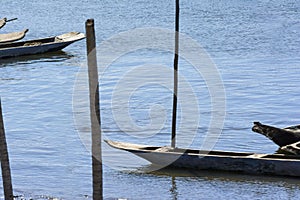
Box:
[171,0,180,148]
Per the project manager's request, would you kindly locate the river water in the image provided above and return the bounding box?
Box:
[1,0,300,199]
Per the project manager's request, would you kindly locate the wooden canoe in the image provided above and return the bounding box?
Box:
[105,140,300,177]
[0,18,18,29]
[0,18,6,29]
[0,32,85,59]
[0,29,28,43]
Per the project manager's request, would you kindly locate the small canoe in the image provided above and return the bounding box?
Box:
[0,29,28,43]
[0,18,6,29]
[0,32,85,59]
[105,140,300,177]
[0,18,18,29]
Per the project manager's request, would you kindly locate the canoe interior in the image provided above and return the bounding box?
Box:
[0,36,55,49]
[138,146,252,156]
[138,146,300,159]
[106,140,300,161]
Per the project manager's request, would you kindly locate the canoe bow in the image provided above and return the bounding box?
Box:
[0,29,29,43]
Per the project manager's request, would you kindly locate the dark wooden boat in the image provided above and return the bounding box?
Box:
[105,140,300,177]
[0,32,85,59]
[0,29,28,43]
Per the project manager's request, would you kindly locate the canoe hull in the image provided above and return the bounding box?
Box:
[0,32,85,59]
[135,151,300,177]
[0,41,73,58]
[106,140,300,177]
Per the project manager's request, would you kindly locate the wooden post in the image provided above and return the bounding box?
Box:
[85,19,103,200]
[0,99,14,200]
[171,0,180,148]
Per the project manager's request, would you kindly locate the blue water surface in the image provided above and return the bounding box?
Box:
[1,0,300,199]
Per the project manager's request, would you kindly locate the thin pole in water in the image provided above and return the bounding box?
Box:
[85,19,103,200]
[6,18,18,22]
[0,99,14,200]
[171,0,180,148]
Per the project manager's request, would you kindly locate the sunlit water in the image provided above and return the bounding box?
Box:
[1,0,300,199]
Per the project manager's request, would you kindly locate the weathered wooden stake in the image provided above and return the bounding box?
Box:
[0,99,14,200]
[171,0,180,148]
[85,19,103,200]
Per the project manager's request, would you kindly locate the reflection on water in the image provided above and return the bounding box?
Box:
[0,51,73,67]
[150,166,299,184]
[170,176,178,200]
[105,165,300,200]
[136,166,300,200]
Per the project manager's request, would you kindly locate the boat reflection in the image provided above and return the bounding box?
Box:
[136,165,300,200]
[0,51,74,67]
[146,165,299,182]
